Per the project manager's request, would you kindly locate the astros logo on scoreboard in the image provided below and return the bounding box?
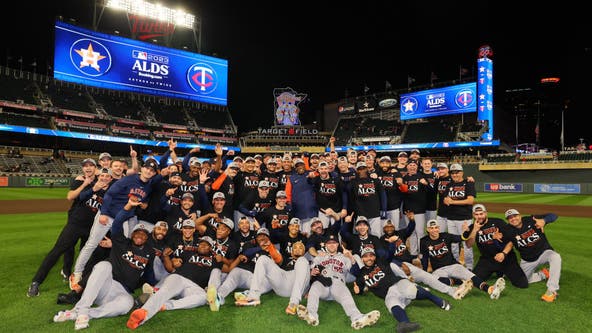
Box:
[187,62,218,94]
[69,39,112,77]
[400,96,418,115]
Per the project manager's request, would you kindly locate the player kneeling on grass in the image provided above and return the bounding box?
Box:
[126,236,221,329]
[504,209,561,302]
[53,197,155,330]
[352,246,451,333]
[420,220,506,300]
[296,235,380,330]
[235,241,310,315]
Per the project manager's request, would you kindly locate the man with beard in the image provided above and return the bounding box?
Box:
[163,192,200,233]
[239,180,275,223]
[53,197,155,330]
[310,161,348,230]
[260,190,292,231]
[348,161,387,237]
[376,155,404,231]
[285,158,318,236]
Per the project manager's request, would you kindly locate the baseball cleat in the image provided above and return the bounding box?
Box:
[142,283,154,294]
[234,290,249,302]
[27,282,40,297]
[453,279,473,300]
[74,314,89,330]
[489,277,505,300]
[297,305,319,326]
[397,321,421,333]
[440,299,451,311]
[541,291,557,303]
[285,303,298,315]
[540,268,550,280]
[234,298,260,307]
[126,309,147,330]
[207,286,220,311]
[60,269,69,281]
[351,310,380,330]
[53,309,77,322]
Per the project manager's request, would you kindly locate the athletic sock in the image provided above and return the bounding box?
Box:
[416,286,443,306]
[391,306,409,323]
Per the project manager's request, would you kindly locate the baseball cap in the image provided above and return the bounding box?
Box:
[472,204,487,213]
[99,168,113,176]
[436,162,448,169]
[276,190,287,198]
[347,148,357,155]
[293,158,305,165]
[182,219,195,228]
[267,158,277,164]
[384,220,394,227]
[361,246,375,257]
[311,217,323,226]
[355,216,369,226]
[199,236,215,247]
[282,155,292,161]
[154,221,169,230]
[81,158,97,166]
[356,161,367,169]
[143,158,158,171]
[132,223,150,235]
[189,157,201,166]
[338,156,348,162]
[318,161,329,167]
[233,156,244,162]
[254,154,263,160]
[256,227,270,237]
[426,220,438,228]
[181,192,194,201]
[289,217,301,225]
[219,217,234,230]
[398,151,408,157]
[227,162,240,170]
[504,209,520,218]
[326,234,339,243]
[310,153,320,159]
[411,149,420,155]
[407,159,418,165]
[169,171,181,178]
[379,156,391,162]
[213,192,225,200]
[244,156,256,163]
[98,152,112,161]
[174,159,183,165]
[449,163,463,171]
[258,180,270,188]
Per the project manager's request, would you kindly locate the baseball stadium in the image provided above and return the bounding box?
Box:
[1,1,591,332]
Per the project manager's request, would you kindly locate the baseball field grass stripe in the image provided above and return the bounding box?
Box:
[0,188,69,200]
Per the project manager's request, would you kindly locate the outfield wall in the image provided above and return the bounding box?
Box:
[0,175,71,187]
[465,164,592,194]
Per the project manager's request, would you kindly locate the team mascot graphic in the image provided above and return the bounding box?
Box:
[274,87,307,126]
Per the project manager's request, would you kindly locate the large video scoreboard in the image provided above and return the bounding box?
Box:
[53,21,228,105]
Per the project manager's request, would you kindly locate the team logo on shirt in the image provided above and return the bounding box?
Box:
[515,228,540,247]
[364,266,386,288]
[122,251,149,270]
[428,242,449,258]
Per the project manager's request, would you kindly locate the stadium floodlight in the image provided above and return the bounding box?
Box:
[104,0,195,29]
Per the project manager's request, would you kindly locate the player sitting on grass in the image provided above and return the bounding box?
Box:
[352,246,451,333]
[504,208,560,302]
[420,220,506,300]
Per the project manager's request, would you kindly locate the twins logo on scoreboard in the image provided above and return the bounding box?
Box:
[455,88,475,108]
[187,62,218,94]
[70,39,112,77]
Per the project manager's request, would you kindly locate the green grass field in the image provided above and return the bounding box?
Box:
[2,192,592,332]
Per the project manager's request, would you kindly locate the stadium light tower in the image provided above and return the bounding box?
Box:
[93,0,202,52]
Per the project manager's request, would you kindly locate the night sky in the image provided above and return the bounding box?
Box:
[3,1,591,149]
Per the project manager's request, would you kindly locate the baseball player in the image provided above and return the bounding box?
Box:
[340,215,388,260]
[376,155,405,231]
[352,246,451,333]
[126,236,221,329]
[296,234,381,329]
[27,159,104,297]
[232,216,258,253]
[206,228,283,311]
[69,159,164,290]
[384,211,465,300]
[463,204,528,288]
[53,197,155,330]
[420,220,506,300]
[235,240,310,315]
[504,208,560,302]
[348,161,387,238]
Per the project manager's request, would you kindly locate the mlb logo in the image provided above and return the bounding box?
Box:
[132,50,147,60]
